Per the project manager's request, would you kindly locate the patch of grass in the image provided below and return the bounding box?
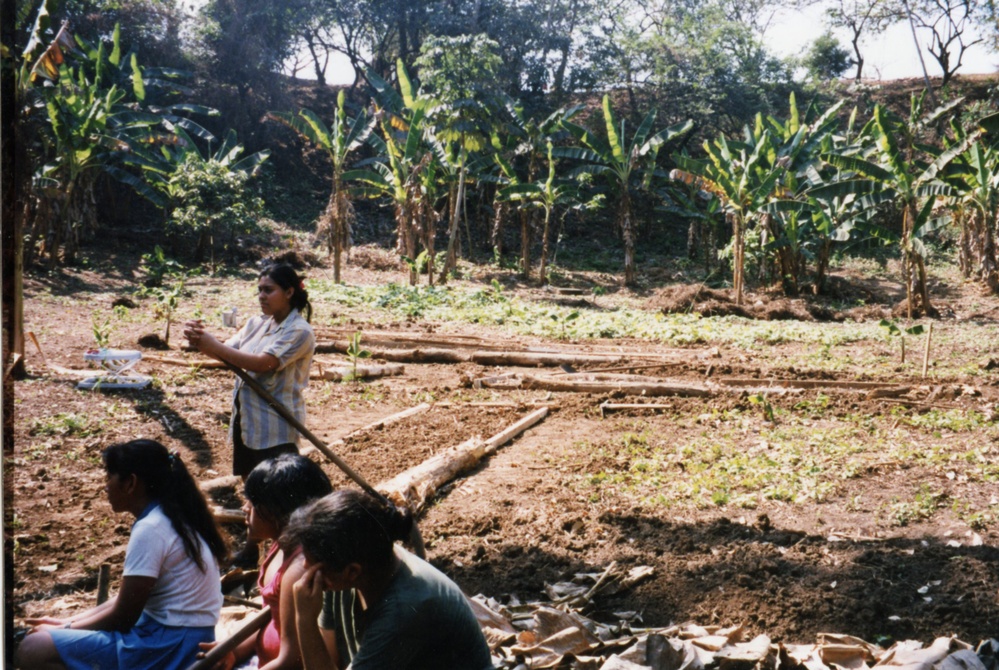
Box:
[29,413,101,437]
[308,281,887,348]
[885,484,946,526]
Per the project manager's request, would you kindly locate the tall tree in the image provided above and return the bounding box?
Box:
[911,0,984,84]
[821,0,904,79]
[413,34,502,281]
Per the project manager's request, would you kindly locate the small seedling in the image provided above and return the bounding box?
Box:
[747,393,775,423]
[549,310,580,340]
[879,319,924,364]
[345,331,371,382]
[91,313,112,350]
[151,279,186,346]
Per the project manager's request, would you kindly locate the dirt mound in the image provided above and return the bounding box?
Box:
[349,245,404,272]
[651,286,844,322]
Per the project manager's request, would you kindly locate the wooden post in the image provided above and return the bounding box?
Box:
[922,323,933,378]
[96,564,111,605]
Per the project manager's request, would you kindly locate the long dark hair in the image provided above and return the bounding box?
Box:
[260,263,312,323]
[244,454,332,529]
[103,440,228,571]
[283,490,413,573]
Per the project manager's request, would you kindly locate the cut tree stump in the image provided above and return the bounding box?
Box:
[378,407,549,511]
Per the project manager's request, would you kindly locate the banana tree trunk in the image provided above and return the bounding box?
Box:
[732,212,745,306]
[902,203,915,319]
[520,209,532,280]
[538,206,552,286]
[491,200,506,260]
[439,152,466,284]
[619,190,635,286]
[814,238,832,295]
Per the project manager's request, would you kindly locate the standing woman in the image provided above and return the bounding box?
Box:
[287,490,494,670]
[184,263,315,481]
[15,440,228,670]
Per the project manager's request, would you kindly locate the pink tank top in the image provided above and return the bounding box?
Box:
[256,543,304,666]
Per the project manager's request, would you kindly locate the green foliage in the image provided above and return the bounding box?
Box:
[150,279,186,345]
[803,32,853,81]
[344,331,371,382]
[91,312,113,349]
[167,154,264,265]
[140,245,185,287]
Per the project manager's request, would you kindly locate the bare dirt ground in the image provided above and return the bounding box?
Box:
[8,249,999,648]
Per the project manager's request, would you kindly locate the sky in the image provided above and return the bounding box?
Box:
[768,3,998,80]
[284,4,999,85]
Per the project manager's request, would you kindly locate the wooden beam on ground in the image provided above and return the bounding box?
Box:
[378,407,549,511]
[315,342,472,363]
[520,375,712,397]
[312,362,404,382]
[213,507,245,524]
[716,378,906,391]
[200,475,241,492]
[599,403,674,416]
[184,606,271,670]
[141,354,225,368]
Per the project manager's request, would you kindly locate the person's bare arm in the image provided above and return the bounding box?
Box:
[183,320,279,373]
[293,564,340,670]
[51,576,155,632]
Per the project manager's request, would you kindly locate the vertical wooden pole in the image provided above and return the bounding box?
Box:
[922,323,933,378]
[96,564,112,605]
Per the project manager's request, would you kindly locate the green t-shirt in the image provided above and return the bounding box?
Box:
[319,547,493,670]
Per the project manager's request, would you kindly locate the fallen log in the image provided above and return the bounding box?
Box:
[184,606,271,670]
[716,378,905,391]
[312,362,404,381]
[520,375,713,397]
[141,354,226,368]
[599,403,674,416]
[315,341,472,363]
[470,351,628,367]
[200,474,241,492]
[378,407,549,511]
[213,507,245,524]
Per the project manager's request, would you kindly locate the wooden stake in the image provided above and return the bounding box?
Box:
[96,564,111,605]
[922,323,933,378]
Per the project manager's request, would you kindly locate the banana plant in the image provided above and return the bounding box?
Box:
[491,98,582,278]
[497,142,597,284]
[943,117,999,292]
[671,129,784,305]
[821,96,976,318]
[269,91,374,282]
[558,95,692,286]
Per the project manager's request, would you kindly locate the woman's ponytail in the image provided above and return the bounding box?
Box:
[104,440,228,571]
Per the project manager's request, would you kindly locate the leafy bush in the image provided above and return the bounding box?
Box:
[167,154,265,266]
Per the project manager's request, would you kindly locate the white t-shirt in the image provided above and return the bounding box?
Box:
[123,504,223,628]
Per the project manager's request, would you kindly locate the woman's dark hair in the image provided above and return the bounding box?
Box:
[103,439,228,571]
[260,263,312,323]
[245,454,332,529]
[283,490,413,574]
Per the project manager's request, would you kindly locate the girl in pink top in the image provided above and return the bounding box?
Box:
[201,455,332,670]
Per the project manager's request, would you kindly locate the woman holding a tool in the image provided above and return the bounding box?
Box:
[184,262,315,567]
[15,440,228,670]
[286,489,494,670]
[184,263,315,479]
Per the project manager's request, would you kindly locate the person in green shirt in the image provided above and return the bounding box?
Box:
[285,490,494,670]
